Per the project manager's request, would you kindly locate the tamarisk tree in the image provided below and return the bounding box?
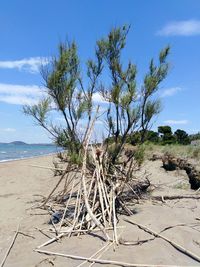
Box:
[24,25,170,165]
[23,41,103,163]
[97,26,170,164]
[23,26,170,242]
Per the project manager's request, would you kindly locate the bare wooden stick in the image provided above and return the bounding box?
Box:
[42,166,70,206]
[35,248,189,267]
[37,232,65,248]
[112,192,119,245]
[36,228,55,239]
[69,187,83,237]
[52,226,125,234]
[76,242,111,267]
[81,157,111,241]
[0,222,20,267]
[18,231,35,239]
[81,109,111,242]
[152,195,200,201]
[58,175,76,233]
[95,169,107,227]
[124,218,200,263]
[77,173,96,236]
[91,149,107,227]
[88,242,113,267]
[37,221,84,248]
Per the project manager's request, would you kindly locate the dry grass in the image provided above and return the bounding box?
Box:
[144,143,200,163]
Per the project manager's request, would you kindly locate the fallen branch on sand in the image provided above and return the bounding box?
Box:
[0,222,20,267]
[75,242,112,267]
[35,248,192,267]
[124,218,200,263]
[152,195,200,201]
[35,257,55,267]
[37,233,65,249]
[18,231,35,239]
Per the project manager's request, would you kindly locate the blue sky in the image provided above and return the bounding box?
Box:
[0,0,199,143]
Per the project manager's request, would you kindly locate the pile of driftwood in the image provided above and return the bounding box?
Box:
[37,123,150,245]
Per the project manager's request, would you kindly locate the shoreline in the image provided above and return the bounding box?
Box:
[0,151,59,164]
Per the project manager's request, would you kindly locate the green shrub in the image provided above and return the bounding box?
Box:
[134,145,145,166]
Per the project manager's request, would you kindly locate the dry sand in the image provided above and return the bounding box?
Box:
[0,155,200,266]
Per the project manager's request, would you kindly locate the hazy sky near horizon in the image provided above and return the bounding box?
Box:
[0,0,199,143]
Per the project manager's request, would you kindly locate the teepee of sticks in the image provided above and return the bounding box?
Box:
[42,116,150,245]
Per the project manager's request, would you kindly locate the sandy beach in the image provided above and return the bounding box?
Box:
[0,155,200,266]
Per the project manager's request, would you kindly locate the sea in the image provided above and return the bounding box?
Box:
[0,143,63,162]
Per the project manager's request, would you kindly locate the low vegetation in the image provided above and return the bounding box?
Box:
[144,143,200,162]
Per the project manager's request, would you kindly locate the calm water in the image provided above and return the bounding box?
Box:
[0,143,62,162]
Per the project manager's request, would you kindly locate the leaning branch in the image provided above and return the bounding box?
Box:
[124,218,200,264]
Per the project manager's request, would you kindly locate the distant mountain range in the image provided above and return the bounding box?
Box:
[0,141,55,146]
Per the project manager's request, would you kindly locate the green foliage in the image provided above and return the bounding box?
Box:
[140,46,170,142]
[192,147,200,159]
[189,132,200,141]
[97,25,170,163]
[174,129,190,145]
[24,25,170,166]
[126,131,141,145]
[158,125,175,145]
[146,130,160,143]
[144,143,200,163]
[23,98,51,124]
[127,130,159,145]
[133,145,145,166]
[158,125,172,135]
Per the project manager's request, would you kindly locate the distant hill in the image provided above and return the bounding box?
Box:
[10,141,27,145]
[0,141,55,146]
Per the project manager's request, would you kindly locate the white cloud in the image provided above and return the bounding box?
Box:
[164,120,189,125]
[0,128,16,132]
[0,57,48,73]
[161,87,182,97]
[0,83,46,105]
[157,20,200,36]
[92,92,108,104]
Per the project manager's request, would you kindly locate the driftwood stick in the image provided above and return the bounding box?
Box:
[58,175,76,233]
[0,222,20,267]
[91,148,107,227]
[124,218,200,263]
[112,192,119,245]
[81,109,111,242]
[152,195,200,201]
[35,248,189,267]
[37,233,65,248]
[69,184,82,236]
[18,231,35,239]
[119,237,156,246]
[76,242,111,267]
[81,156,110,241]
[52,226,125,234]
[42,166,69,206]
[38,221,84,248]
[88,242,113,267]
[36,228,55,239]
